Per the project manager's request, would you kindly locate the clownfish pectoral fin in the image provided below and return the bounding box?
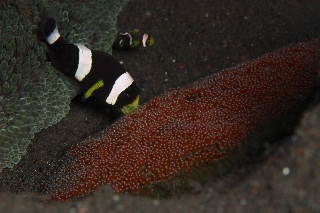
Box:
[81,80,105,102]
[131,39,140,48]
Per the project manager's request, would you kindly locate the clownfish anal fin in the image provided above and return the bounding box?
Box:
[81,80,105,102]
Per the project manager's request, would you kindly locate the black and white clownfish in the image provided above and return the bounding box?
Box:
[112,29,154,49]
[40,10,139,115]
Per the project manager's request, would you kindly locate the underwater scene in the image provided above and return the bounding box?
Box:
[0,0,320,212]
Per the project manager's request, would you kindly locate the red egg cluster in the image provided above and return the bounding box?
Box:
[46,37,320,201]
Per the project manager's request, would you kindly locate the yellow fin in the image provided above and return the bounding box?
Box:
[82,80,104,101]
[121,95,140,115]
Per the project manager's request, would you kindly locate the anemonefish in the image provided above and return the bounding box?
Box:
[40,10,139,115]
[112,29,154,49]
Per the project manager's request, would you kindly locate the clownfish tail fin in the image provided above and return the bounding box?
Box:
[41,8,61,45]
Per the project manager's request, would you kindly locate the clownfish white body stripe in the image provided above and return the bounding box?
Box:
[74,44,92,82]
[40,9,139,115]
[106,72,134,105]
